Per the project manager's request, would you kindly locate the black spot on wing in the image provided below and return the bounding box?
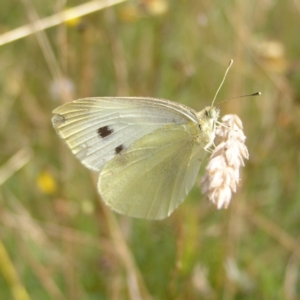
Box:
[115,145,124,154]
[98,126,113,138]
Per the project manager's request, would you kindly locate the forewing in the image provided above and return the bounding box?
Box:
[98,123,206,219]
[52,97,197,172]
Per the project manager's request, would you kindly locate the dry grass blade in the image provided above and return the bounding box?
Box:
[0,240,31,300]
[201,114,249,209]
[244,207,300,259]
[0,148,32,185]
[100,203,153,300]
[0,0,127,46]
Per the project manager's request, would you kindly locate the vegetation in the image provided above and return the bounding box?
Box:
[0,0,299,299]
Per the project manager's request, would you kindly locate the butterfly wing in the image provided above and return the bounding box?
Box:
[52,97,197,172]
[98,122,206,219]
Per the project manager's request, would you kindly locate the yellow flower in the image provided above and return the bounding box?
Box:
[37,171,57,195]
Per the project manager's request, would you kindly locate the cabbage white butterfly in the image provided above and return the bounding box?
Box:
[52,61,233,219]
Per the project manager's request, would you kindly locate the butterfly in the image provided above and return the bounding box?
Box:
[52,61,235,220]
[52,97,219,219]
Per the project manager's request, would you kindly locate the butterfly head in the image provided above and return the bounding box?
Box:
[196,106,220,150]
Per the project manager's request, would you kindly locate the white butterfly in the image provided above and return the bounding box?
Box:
[52,97,219,219]
[52,61,235,220]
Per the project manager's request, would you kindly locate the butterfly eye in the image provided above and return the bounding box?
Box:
[198,124,202,131]
[205,110,210,118]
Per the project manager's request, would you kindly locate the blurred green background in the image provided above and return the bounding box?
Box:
[1,0,300,299]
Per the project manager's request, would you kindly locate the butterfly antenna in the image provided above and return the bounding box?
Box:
[212,59,234,107]
[217,91,262,105]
